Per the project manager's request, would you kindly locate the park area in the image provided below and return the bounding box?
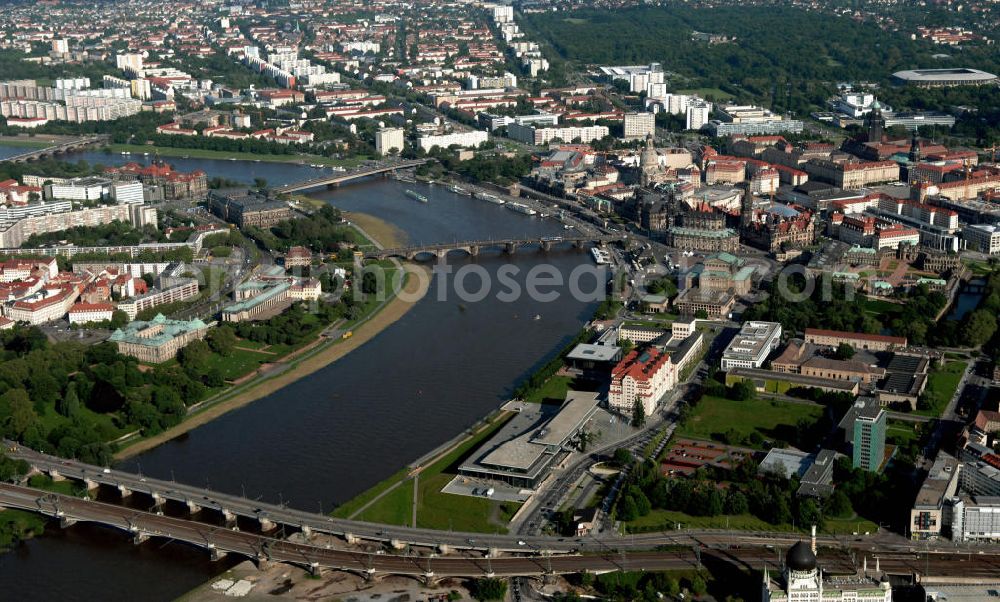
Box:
[916,360,967,417]
[676,395,824,450]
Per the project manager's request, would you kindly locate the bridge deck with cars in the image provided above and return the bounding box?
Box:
[5,443,1000,581]
[274,159,431,194]
[365,234,625,260]
[0,135,109,163]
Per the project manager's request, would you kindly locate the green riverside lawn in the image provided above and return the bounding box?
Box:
[334,413,521,533]
[916,360,967,417]
[105,143,368,168]
[676,395,823,450]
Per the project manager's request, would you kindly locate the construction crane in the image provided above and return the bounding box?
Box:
[985,144,999,163]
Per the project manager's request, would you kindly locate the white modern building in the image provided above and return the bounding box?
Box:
[721,321,782,370]
[623,112,655,140]
[375,127,405,156]
[47,177,111,201]
[507,123,608,146]
[111,182,144,205]
[417,130,488,152]
[686,102,712,131]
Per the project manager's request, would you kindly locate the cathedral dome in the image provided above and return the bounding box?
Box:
[786,541,817,572]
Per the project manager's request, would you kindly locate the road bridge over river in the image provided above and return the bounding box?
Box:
[6,444,1000,581]
[0,135,109,163]
[274,159,430,194]
[365,234,625,260]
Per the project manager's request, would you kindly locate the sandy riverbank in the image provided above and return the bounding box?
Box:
[344,210,408,248]
[115,262,429,460]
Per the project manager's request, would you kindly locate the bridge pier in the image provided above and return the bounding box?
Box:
[59,516,77,529]
[210,546,228,562]
[541,241,552,252]
[47,469,66,481]
[221,508,237,527]
[254,557,275,571]
[185,499,201,514]
[300,525,313,538]
[390,539,407,551]
[344,532,361,545]
[469,245,479,257]
[437,543,452,555]
[308,562,322,577]
[259,516,276,531]
[504,242,518,255]
[82,478,98,491]
[132,531,149,545]
[117,484,132,498]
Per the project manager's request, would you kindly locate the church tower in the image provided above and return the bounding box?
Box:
[865,99,885,143]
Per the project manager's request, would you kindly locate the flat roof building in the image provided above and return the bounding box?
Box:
[721,321,782,370]
[458,391,600,489]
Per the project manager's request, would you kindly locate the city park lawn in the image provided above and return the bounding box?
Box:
[332,413,520,533]
[198,347,272,381]
[916,360,968,417]
[105,144,369,168]
[625,508,878,536]
[676,396,823,450]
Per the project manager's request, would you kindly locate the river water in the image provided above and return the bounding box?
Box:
[0,148,602,600]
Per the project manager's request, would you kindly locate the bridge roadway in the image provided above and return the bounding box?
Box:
[0,135,109,163]
[5,482,1000,581]
[365,234,625,261]
[274,159,430,194]
[10,444,1000,565]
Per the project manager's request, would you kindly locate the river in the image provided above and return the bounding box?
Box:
[0,148,602,601]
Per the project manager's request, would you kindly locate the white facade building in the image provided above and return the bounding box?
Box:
[47,177,110,201]
[686,102,712,131]
[721,321,782,370]
[623,112,655,140]
[417,130,488,152]
[68,303,115,325]
[111,182,144,205]
[507,123,608,146]
[375,128,405,156]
